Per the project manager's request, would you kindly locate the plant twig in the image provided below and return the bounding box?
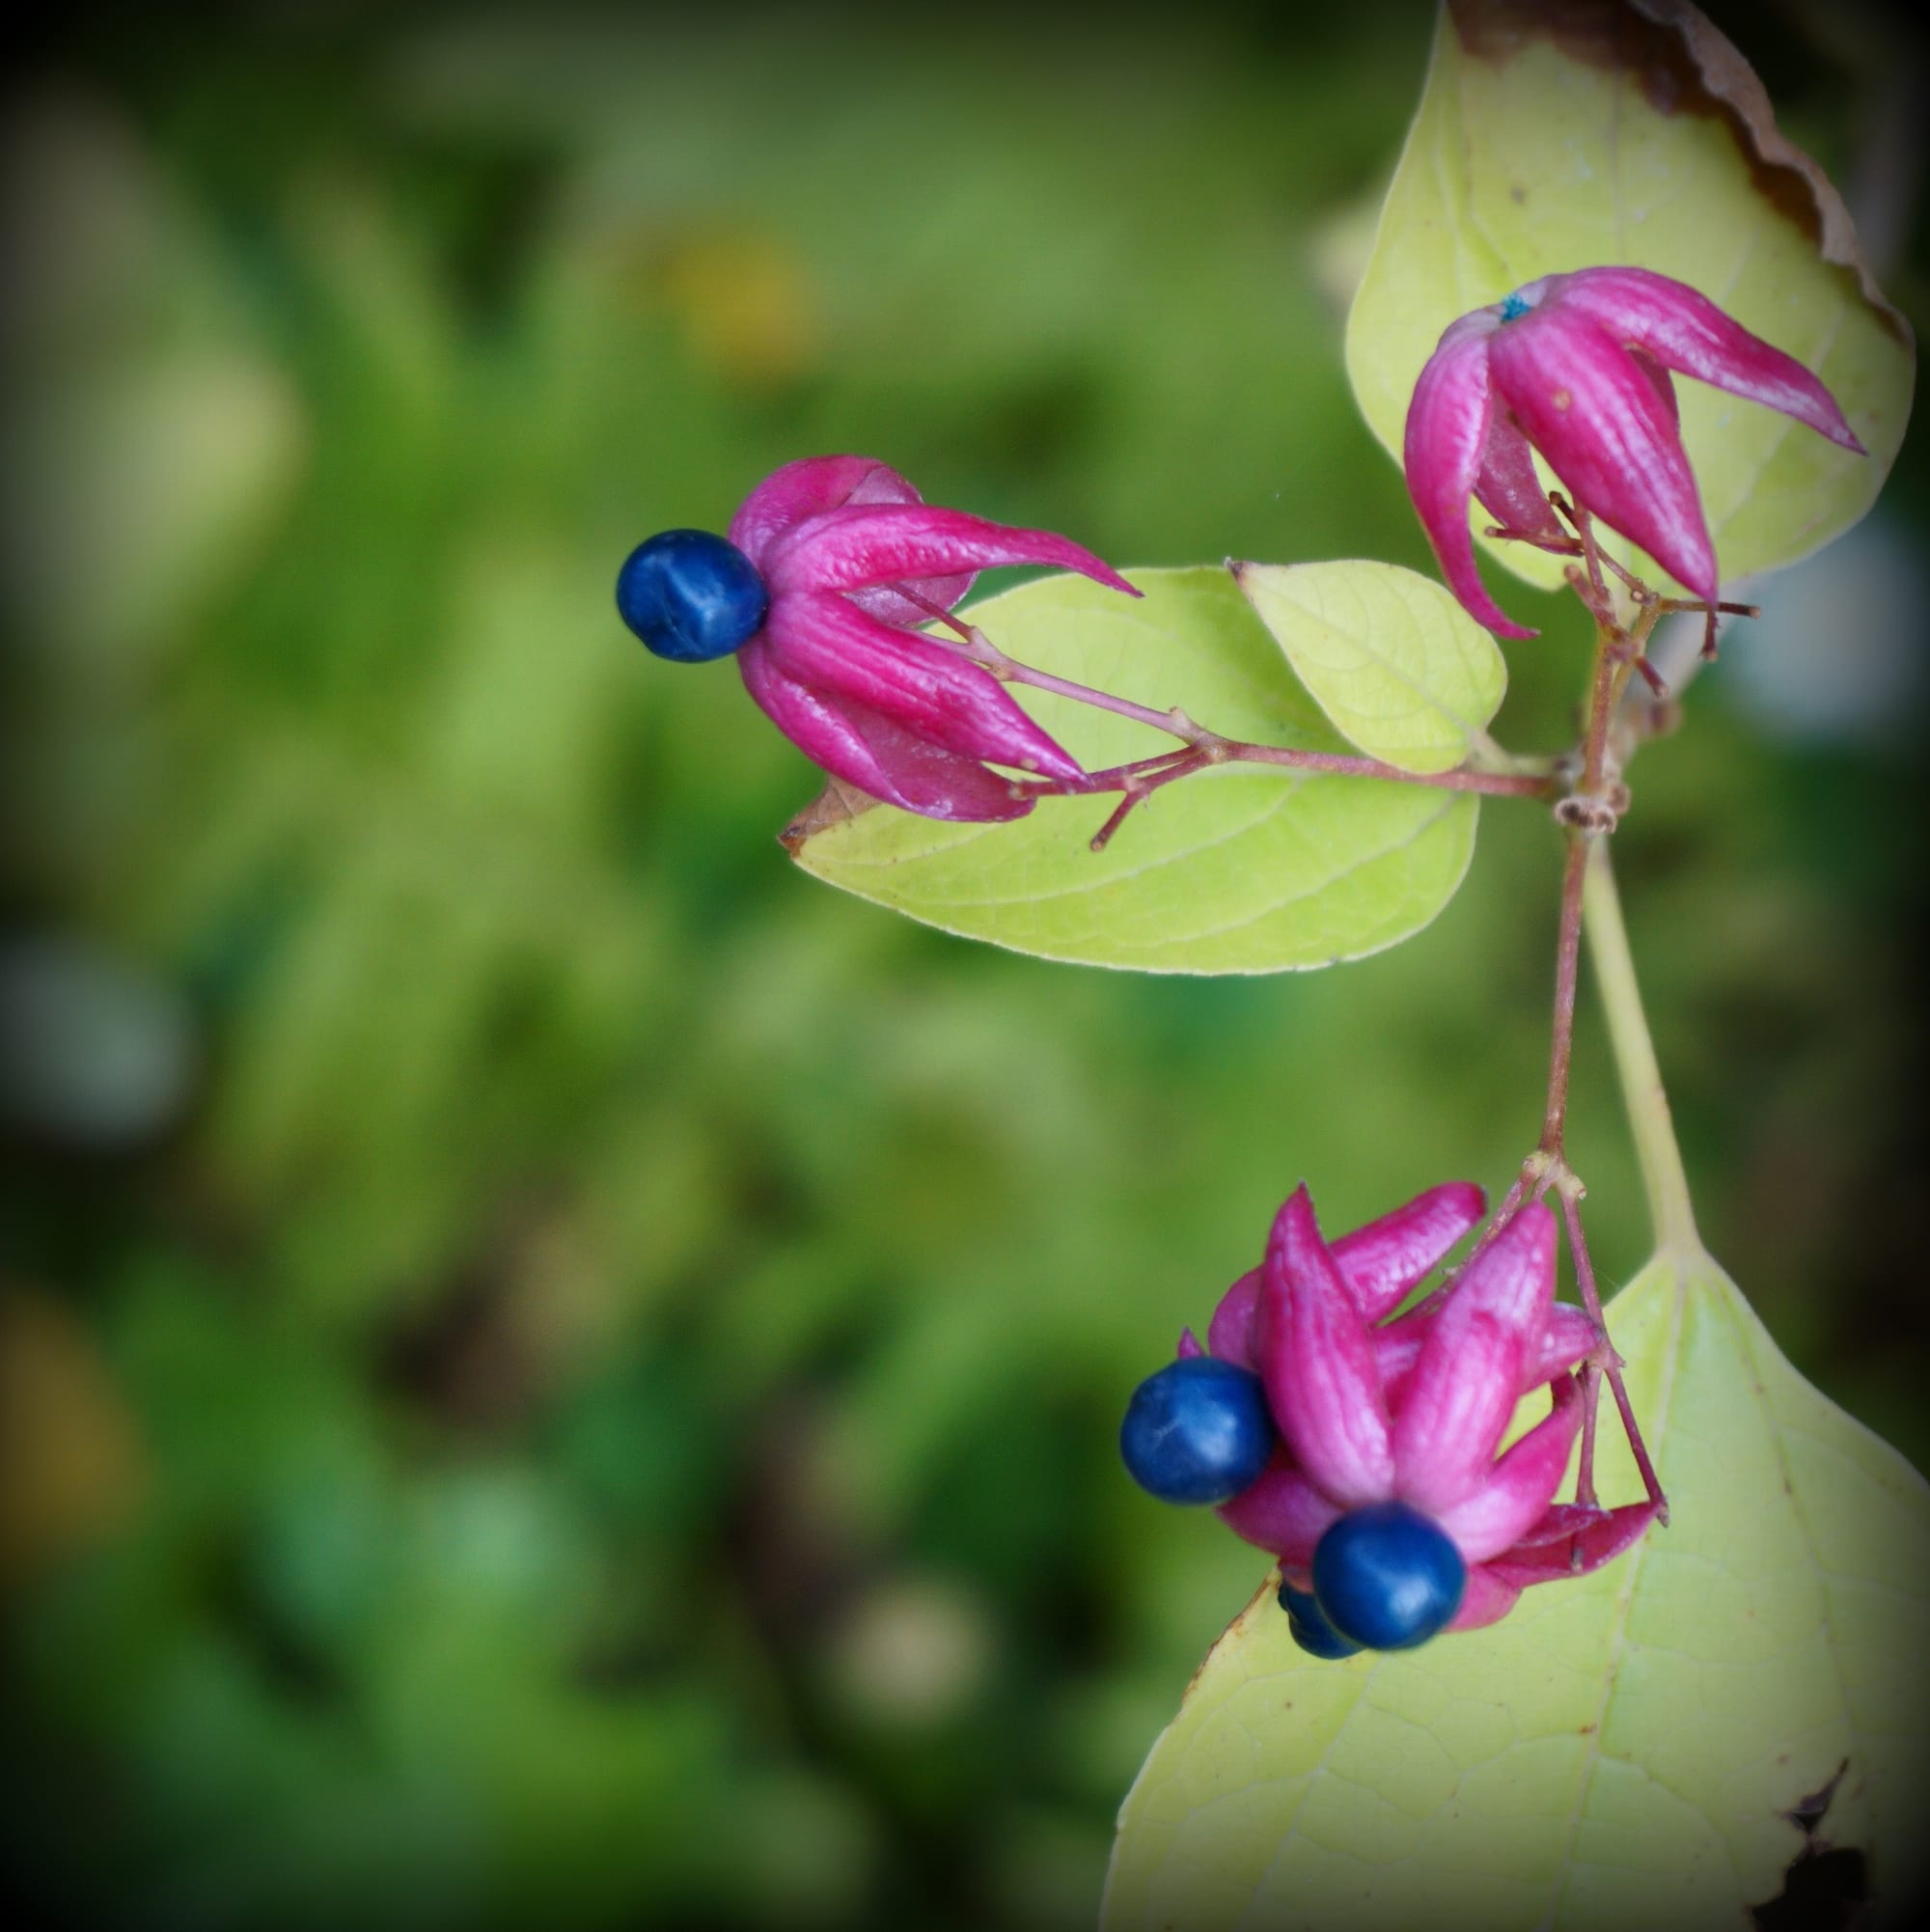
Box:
[1058,739,1551,848]
[899,589,1558,829]
[1558,1178,1668,1523]
[1452,505,1673,1525]
[951,617,1558,838]
[1575,1360,1602,1511]
[1540,831,1589,1155]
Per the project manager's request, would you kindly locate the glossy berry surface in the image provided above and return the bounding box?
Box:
[616,529,768,662]
[1119,1358,1276,1505]
[1311,1501,1466,1650]
[1278,1583,1363,1661]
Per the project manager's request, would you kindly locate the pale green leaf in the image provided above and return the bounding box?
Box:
[1103,1248,1930,1930]
[786,567,1479,976]
[1346,6,1913,598]
[1234,560,1507,775]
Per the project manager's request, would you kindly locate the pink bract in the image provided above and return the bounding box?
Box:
[1206,1183,1658,1633]
[726,455,1139,822]
[1403,267,1863,639]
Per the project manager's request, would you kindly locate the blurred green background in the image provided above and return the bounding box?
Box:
[3,5,1926,1928]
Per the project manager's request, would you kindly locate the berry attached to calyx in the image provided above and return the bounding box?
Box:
[1119,1358,1276,1505]
[1159,1184,1657,1638]
[1311,1500,1466,1650]
[617,529,769,663]
[1278,1582,1363,1661]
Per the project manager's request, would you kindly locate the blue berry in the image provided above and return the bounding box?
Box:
[1311,1501,1466,1650]
[1119,1358,1276,1505]
[1278,1583,1363,1661]
[616,529,768,663]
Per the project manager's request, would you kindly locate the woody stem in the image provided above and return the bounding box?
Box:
[1540,830,1588,1156]
[1558,1178,1668,1520]
[1083,738,1550,794]
[1548,516,1669,1518]
[980,653,1554,801]
[897,593,1557,814]
[1537,564,1626,1152]
[1575,1362,1603,1511]
[1479,618,1616,1251]
[1470,508,1669,1522]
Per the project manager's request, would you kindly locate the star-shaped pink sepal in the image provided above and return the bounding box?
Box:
[1184,1184,1658,1631]
[728,455,1139,822]
[1403,267,1863,640]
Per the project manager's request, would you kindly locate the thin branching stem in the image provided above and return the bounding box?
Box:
[1541,831,1589,1153]
[1575,1361,1603,1512]
[914,524,1678,1530]
[1455,498,1671,1525]
[899,586,1557,829]
[1558,1181,1668,1522]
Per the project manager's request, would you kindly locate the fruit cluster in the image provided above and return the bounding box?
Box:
[1118,1184,1656,1654]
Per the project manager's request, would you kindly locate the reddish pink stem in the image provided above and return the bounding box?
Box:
[897,587,1555,825]
[1456,498,1669,1529]
[1559,1186,1668,1524]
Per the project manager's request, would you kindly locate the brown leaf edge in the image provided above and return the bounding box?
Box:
[779,777,882,856]
[1448,0,1913,347]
